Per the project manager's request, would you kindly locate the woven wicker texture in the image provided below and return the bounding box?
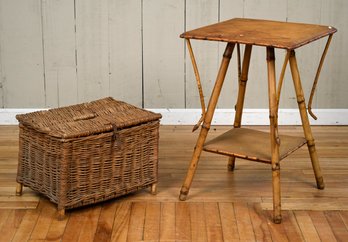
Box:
[16,97,162,139]
[16,97,161,211]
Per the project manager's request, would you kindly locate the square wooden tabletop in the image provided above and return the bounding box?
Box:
[180,18,336,50]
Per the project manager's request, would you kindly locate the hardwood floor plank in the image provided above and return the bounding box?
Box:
[0,209,11,231]
[340,211,348,229]
[218,202,239,242]
[160,202,176,241]
[44,211,69,242]
[127,202,146,242]
[309,211,337,242]
[78,206,101,242]
[29,199,56,240]
[61,207,92,242]
[294,211,321,242]
[266,211,289,242]
[143,202,160,241]
[282,211,305,242]
[234,202,255,241]
[190,202,207,242]
[175,202,191,241]
[204,202,223,242]
[110,202,131,242]
[11,199,44,242]
[92,202,117,242]
[325,211,348,242]
[248,203,272,242]
[0,209,26,242]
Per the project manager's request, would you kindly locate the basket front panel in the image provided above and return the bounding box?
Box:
[65,121,160,208]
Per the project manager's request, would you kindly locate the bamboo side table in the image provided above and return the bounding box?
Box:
[179,18,337,223]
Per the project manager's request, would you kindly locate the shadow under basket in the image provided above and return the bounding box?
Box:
[15,97,161,217]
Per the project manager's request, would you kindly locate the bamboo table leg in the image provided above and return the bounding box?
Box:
[228,44,253,171]
[179,42,235,201]
[289,50,325,189]
[267,47,282,223]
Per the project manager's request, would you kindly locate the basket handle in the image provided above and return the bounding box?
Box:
[73,113,96,121]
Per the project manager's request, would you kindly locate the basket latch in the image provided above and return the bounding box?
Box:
[112,124,122,147]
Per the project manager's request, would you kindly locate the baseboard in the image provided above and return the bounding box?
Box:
[1,108,347,125]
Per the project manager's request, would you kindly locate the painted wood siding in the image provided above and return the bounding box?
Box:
[0,0,347,109]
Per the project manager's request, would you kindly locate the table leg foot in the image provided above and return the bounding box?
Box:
[316,176,325,190]
[227,156,236,171]
[179,189,188,201]
[273,215,282,224]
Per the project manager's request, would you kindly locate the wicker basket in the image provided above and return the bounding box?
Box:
[15,97,161,215]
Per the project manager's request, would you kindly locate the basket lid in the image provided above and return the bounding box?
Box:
[16,97,162,139]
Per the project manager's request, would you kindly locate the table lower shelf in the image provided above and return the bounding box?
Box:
[203,128,307,164]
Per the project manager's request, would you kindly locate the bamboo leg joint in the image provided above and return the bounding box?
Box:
[272,163,280,171]
[307,139,316,148]
[202,122,211,130]
[297,96,305,104]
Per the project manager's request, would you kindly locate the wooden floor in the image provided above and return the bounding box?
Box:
[0,125,348,241]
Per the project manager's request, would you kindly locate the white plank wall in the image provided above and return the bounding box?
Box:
[75,0,110,103]
[185,0,219,108]
[0,0,347,109]
[108,0,143,107]
[0,0,45,107]
[318,0,348,108]
[218,0,244,109]
[143,0,185,108]
[41,0,77,107]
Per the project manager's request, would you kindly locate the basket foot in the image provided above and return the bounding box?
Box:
[57,208,65,220]
[150,183,157,195]
[15,183,23,196]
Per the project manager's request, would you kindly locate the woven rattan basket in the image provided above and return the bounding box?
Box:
[15,97,161,216]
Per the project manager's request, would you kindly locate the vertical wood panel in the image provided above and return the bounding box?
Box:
[143,0,185,108]
[42,0,78,107]
[286,0,321,109]
[75,0,109,102]
[0,0,45,107]
[108,0,142,107]
[185,0,219,108]
[318,0,348,108]
[0,42,3,108]
[219,0,244,109]
[243,0,287,109]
